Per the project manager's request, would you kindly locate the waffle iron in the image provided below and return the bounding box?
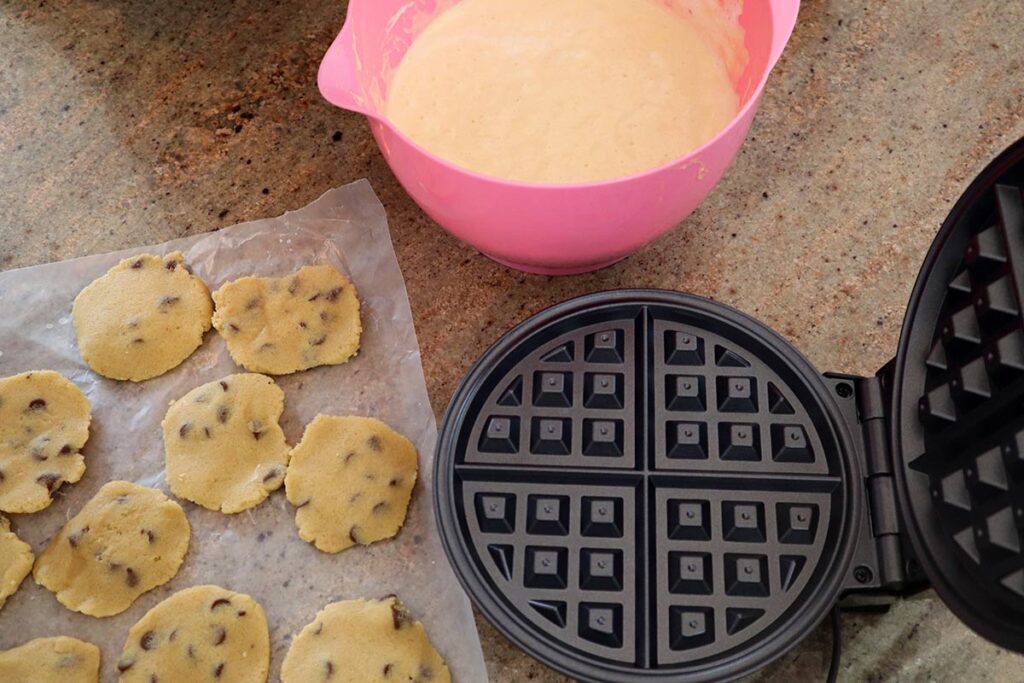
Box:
[434,138,1024,681]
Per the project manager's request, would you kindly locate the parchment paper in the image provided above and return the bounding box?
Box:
[0,180,488,682]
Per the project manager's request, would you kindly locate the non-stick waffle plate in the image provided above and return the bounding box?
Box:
[435,291,862,682]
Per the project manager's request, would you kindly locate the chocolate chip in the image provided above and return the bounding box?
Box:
[367,435,382,452]
[37,473,60,492]
[324,660,335,678]
[27,398,46,411]
[116,494,129,504]
[313,622,323,635]
[220,381,229,391]
[68,530,83,548]
[212,625,227,646]
[204,426,212,438]
[246,297,261,310]
[227,323,240,333]
[117,659,135,672]
[59,444,73,455]
[311,335,326,346]
[389,478,400,487]
[217,406,230,423]
[211,597,232,610]
[298,321,308,329]
[142,529,156,543]
[159,295,180,306]
[0,469,5,482]
[140,630,156,650]
[262,467,281,483]
[324,287,343,302]
[391,602,408,630]
[349,526,360,544]
[383,663,393,676]
[344,452,356,464]
[373,501,388,514]
[213,662,225,678]
[179,422,192,438]
[32,450,48,462]
[308,291,321,302]
[237,610,247,617]
[187,645,196,659]
[419,664,434,679]
[319,310,329,322]
[249,420,264,439]
[288,278,300,294]
[126,567,139,587]
[132,337,145,344]
[130,259,143,269]
[165,260,178,271]
[151,674,159,683]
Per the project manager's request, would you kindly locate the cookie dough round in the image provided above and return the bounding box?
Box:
[162,373,290,513]
[0,516,33,612]
[211,264,361,375]
[117,585,269,683]
[285,416,418,553]
[0,370,91,513]
[73,251,213,381]
[0,636,100,683]
[280,596,450,683]
[33,481,190,617]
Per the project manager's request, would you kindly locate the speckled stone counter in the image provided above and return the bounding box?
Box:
[2,1,1024,680]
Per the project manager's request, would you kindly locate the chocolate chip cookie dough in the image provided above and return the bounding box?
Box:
[117,585,269,683]
[0,370,91,513]
[281,596,450,683]
[0,636,101,683]
[0,516,33,612]
[284,416,418,553]
[162,373,290,513]
[72,252,213,382]
[211,264,361,375]
[33,481,190,617]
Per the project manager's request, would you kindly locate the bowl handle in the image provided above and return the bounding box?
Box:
[769,0,801,69]
[318,20,374,117]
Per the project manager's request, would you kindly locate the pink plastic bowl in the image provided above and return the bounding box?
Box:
[319,0,800,275]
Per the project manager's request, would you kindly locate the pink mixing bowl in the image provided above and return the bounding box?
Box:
[319,0,800,275]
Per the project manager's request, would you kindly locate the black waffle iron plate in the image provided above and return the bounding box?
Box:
[435,138,1024,682]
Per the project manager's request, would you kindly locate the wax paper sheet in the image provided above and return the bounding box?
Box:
[0,179,488,681]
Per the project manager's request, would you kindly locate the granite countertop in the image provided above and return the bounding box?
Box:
[2,0,1024,680]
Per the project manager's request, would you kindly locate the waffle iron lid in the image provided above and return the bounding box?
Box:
[893,137,1024,652]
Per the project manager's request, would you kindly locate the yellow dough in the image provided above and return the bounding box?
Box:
[162,374,290,514]
[0,636,100,682]
[386,0,741,183]
[211,264,361,375]
[280,596,450,683]
[72,251,213,381]
[117,585,270,683]
[33,481,190,617]
[285,416,418,553]
[0,516,33,612]
[0,370,91,513]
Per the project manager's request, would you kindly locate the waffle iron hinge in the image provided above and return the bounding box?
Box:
[825,367,924,599]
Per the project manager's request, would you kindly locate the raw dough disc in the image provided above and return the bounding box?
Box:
[211,264,361,375]
[284,415,418,553]
[117,585,270,683]
[162,373,290,513]
[280,596,451,683]
[0,370,91,513]
[0,636,101,683]
[72,251,213,381]
[33,480,191,617]
[0,516,33,612]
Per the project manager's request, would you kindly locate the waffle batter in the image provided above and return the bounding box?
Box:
[385,0,740,183]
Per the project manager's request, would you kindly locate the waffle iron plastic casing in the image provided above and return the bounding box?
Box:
[435,138,1024,681]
